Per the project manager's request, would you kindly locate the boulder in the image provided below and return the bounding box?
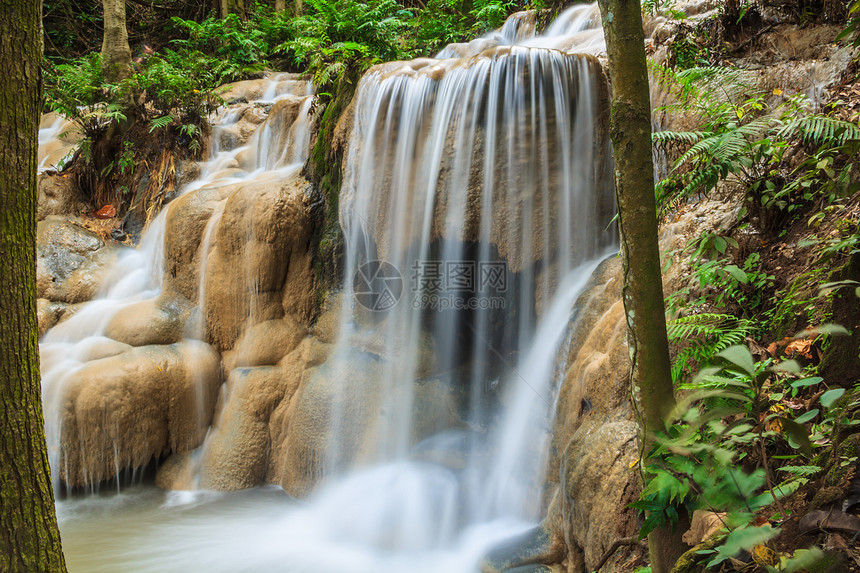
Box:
[223,316,307,372]
[270,343,459,497]
[37,299,65,336]
[47,246,125,304]
[272,348,387,497]
[543,256,642,572]
[162,185,233,303]
[37,216,105,300]
[38,173,84,220]
[196,366,291,490]
[103,294,194,346]
[203,173,317,350]
[53,340,221,488]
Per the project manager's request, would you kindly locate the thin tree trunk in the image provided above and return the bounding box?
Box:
[100,0,133,84]
[595,0,686,571]
[0,0,68,570]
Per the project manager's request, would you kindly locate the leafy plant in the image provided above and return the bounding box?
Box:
[633,346,824,569]
[652,65,860,228]
[668,313,755,383]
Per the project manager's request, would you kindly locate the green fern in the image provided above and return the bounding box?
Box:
[149,114,174,133]
[776,116,860,146]
[668,313,755,383]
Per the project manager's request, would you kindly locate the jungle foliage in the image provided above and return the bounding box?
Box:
[634,4,860,570]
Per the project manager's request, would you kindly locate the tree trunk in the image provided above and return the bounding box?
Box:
[0,0,68,571]
[100,0,133,84]
[595,0,686,571]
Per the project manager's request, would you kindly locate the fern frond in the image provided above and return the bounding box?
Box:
[149,114,174,133]
[668,313,755,383]
[653,130,707,144]
[777,116,860,146]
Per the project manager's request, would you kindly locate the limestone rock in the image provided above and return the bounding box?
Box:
[37,216,105,299]
[203,173,316,351]
[103,294,193,346]
[162,185,233,303]
[273,348,386,497]
[49,246,125,304]
[543,256,642,572]
[38,173,84,220]
[270,344,460,497]
[54,340,221,487]
[197,366,291,490]
[223,316,307,371]
[558,417,640,570]
[37,299,65,336]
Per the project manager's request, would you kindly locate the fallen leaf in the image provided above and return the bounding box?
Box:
[94,204,117,219]
[751,544,780,567]
[785,339,813,359]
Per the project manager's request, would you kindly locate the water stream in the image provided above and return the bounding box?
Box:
[42,6,617,571]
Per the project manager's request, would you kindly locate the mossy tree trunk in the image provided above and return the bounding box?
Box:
[100,0,133,85]
[595,0,686,571]
[0,0,68,571]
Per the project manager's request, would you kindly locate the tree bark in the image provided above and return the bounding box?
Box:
[0,0,68,571]
[595,0,685,571]
[100,0,133,84]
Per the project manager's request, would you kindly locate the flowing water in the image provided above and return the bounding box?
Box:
[40,73,316,493]
[44,5,618,571]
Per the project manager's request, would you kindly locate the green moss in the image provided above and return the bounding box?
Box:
[306,64,362,317]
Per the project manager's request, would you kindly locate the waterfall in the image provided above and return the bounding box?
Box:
[49,5,620,572]
[39,73,316,493]
[302,11,615,551]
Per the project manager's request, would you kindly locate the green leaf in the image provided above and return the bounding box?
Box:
[722,264,748,284]
[794,409,819,424]
[820,388,846,409]
[707,525,778,567]
[715,345,756,377]
[790,377,822,388]
[777,417,813,455]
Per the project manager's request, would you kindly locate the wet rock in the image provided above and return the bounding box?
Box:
[480,525,565,573]
[37,216,104,292]
[55,340,220,488]
[218,74,309,103]
[203,173,316,351]
[197,366,292,490]
[223,316,307,371]
[163,185,233,303]
[38,173,84,220]
[103,294,193,346]
[37,299,66,335]
[274,349,386,497]
[271,343,460,497]
[49,246,125,304]
[541,256,642,571]
[558,417,640,571]
[36,216,125,304]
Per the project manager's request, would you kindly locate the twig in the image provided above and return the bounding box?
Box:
[592,537,642,572]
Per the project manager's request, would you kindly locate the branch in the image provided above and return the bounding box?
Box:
[592,537,643,572]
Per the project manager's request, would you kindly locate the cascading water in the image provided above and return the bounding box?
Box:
[49,5,619,572]
[39,73,316,493]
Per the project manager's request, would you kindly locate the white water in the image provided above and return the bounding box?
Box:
[39,73,316,493]
[50,5,617,572]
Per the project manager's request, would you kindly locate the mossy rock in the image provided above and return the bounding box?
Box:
[823,434,860,489]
